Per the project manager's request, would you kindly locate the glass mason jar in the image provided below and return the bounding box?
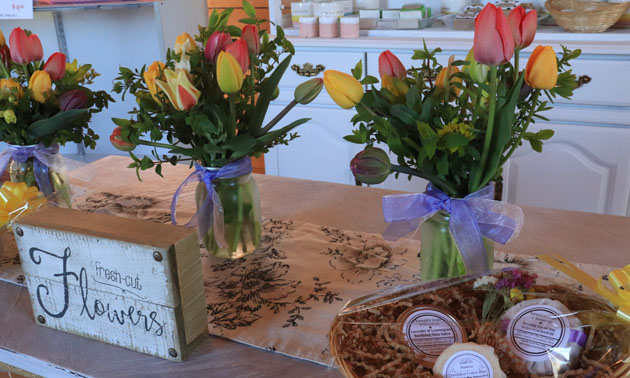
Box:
[419,211,494,280]
[195,172,262,259]
[8,152,72,208]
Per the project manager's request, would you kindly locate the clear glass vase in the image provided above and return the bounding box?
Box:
[9,155,72,208]
[196,172,262,259]
[419,211,494,280]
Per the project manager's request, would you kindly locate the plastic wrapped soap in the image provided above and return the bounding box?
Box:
[501,298,586,376]
[433,343,506,378]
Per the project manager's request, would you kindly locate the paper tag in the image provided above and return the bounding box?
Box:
[441,350,494,378]
[0,0,33,19]
[400,306,466,365]
[506,304,571,362]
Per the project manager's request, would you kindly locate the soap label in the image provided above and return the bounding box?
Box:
[441,350,494,378]
[506,304,571,362]
[400,306,465,365]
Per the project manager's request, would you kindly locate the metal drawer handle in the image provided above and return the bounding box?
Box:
[291,63,325,77]
[576,75,591,89]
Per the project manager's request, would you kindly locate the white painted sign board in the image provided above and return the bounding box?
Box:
[0,0,33,19]
[13,207,207,361]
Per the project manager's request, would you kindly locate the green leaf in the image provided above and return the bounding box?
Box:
[537,129,554,140]
[249,55,293,135]
[256,118,309,146]
[238,18,258,24]
[437,154,449,176]
[529,138,543,152]
[27,109,88,139]
[390,104,418,125]
[243,0,256,18]
[223,134,257,153]
[344,133,365,144]
[361,75,379,85]
[439,133,470,148]
[140,156,154,170]
[352,60,363,80]
[112,117,132,127]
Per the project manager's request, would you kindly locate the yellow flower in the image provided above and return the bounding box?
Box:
[436,66,462,97]
[143,61,166,103]
[216,51,244,94]
[154,68,201,111]
[438,122,474,153]
[525,45,558,90]
[174,32,198,55]
[2,109,16,124]
[28,70,52,103]
[0,78,23,102]
[0,182,47,228]
[323,70,364,109]
[510,288,524,302]
[0,28,5,47]
[381,74,408,98]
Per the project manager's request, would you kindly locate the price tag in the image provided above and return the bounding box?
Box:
[0,0,34,20]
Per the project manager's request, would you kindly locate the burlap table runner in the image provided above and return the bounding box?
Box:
[0,187,614,366]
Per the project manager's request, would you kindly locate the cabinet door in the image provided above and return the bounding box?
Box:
[264,105,363,184]
[503,123,630,216]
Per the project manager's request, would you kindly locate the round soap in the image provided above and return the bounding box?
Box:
[433,342,506,378]
[501,298,585,376]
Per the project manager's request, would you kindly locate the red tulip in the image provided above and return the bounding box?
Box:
[241,25,260,55]
[378,50,406,79]
[205,31,231,63]
[9,27,43,64]
[110,126,136,152]
[59,89,87,111]
[473,4,514,66]
[508,7,537,50]
[0,45,10,68]
[43,52,66,81]
[225,39,250,74]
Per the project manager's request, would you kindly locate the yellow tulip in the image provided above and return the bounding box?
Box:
[525,45,558,90]
[216,51,244,94]
[323,70,364,109]
[28,70,52,103]
[143,61,166,103]
[0,182,47,228]
[0,78,23,101]
[435,66,462,97]
[155,68,201,111]
[381,74,408,99]
[0,28,5,47]
[174,32,198,55]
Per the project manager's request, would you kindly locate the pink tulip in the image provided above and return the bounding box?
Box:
[0,45,10,68]
[241,25,260,55]
[9,27,43,64]
[205,31,231,63]
[508,7,537,50]
[473,4,514,66]
[378,50,406,79]
[43,52,66,81]
[225,39,250,74]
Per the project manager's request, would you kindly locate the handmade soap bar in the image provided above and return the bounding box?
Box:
[433,343,506,378]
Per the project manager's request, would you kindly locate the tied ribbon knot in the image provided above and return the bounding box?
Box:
[539,255,630,323]
[171,157,252,247]
[0,144,63,196]
[382,183,524,275]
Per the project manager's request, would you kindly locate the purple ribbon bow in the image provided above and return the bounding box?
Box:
[171,157,252,247]
[382,183,523,275]
[0,144,62,196]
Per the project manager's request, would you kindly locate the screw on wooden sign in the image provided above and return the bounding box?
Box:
[13,207,208,361]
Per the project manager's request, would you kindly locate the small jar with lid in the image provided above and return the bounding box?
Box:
[299,17,319,38]
[340,16,360,38]
[319,16,339,38]
[291,1,314,27]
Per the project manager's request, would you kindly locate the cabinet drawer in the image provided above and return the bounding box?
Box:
[276,50,365,106]
[558,59,630,107]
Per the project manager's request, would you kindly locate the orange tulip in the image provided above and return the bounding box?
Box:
[525,45,558,90]
[174,32,198,55]
[436,65,462,97]
[0,78,23,101]
[155,68,201,111]
[378,50,406,79]
[143,61,166,103]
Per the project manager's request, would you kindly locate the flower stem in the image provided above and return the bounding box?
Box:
[260,99,298,134]
[499,90,541,166]
[229,94,237,136]
[514,49,520,84]
[470,65,498,192]
[390,164,459,197]
[136,139,175,150]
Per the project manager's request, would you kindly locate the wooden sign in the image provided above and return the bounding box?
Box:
[13,207,207,361]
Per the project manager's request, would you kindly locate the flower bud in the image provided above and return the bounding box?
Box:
[241,25,260,55]
[294,78,323,105]
[9,27,43,64]
[0,45,10,67]
[525,45,558,90]
[110,126,136,152]
[216,51,244,94]
[0,28,5,47]
[350,147,391,185]
[28,70,52,104]
[205,31,231,63]
[464,48,490,83]
[323,70,364,109]
[59,89,88,111]
[225,39,250,74]
[43,52,66,81]
[2,109,16,124]
[0,78,23,101]
[174,32,198,55]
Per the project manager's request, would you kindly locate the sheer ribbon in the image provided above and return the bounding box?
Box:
[0,144,64,196]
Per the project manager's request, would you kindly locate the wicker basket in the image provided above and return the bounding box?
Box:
[545,0,630,32]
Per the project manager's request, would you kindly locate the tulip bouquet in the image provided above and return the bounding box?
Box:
[324,4,582,280]
[111,2,323,259]
[0,27,112,207]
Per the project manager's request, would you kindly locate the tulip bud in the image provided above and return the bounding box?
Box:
[294,78,323,105]
[350,147,391,185]
[9,27,43,64]
[525,45,558,90]
[473,4,514,66]
[271,86,280,100]
[205,31,231,63]
[225,39,250,74]
[28,70,52,103]
[2,109,16,124]
[508,7,537,50]
[174,32,198,55]
[43,52,66,81]
[0,78,23,101]
[463,48,490,83]
[241,25,260,56]
[155,68,201,111]
[59,89,88,111]
[381,74,408,99]
[217,51,244,94]
[323,70,364,109]
[0,45,10,67]
[378,50,406,80]
[110,126,136,152]
[143,61,166,103]
[435,65,462,97]
[0,28,5,47]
